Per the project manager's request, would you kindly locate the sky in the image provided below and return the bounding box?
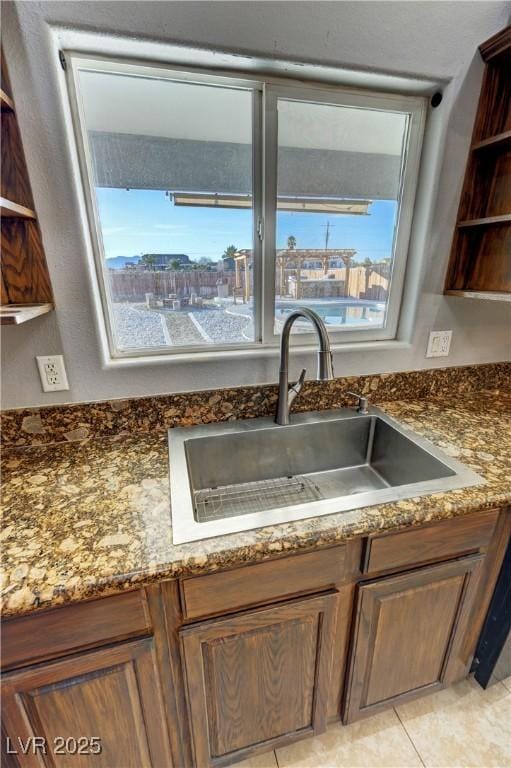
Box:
[96,188,398,264]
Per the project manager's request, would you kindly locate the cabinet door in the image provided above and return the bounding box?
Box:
[344,554,484,722]
[180,592,337,767]
[1,638,173,768]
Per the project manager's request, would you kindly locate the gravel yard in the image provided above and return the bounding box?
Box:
[188,307,253,343]
[113,304,169,349]
[113,303,253,348]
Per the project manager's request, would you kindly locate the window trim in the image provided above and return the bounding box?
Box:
[65,52,427,360]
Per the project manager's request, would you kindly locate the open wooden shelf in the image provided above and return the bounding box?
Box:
[446,290,511,302]
[0,303,54,325]
[457,214,511,229]
[1,47,54,319]
[0,196,36,219]
[444,24,511,299]
[0,88,14,111]
[472,130,511,152]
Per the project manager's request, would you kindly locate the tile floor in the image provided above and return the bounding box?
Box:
[234,676,511,768]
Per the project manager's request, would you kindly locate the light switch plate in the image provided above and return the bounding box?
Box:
[426,330,452,358]
[36,355,69,392]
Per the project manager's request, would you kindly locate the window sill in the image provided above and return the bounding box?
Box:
[102,339,412,369]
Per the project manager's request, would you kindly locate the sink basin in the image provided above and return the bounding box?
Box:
[168,408,483,544]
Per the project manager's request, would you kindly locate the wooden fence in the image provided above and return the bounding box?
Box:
[108,269,236,302]
[108,263,389,303]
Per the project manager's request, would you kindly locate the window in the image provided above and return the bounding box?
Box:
[67,56,426,358]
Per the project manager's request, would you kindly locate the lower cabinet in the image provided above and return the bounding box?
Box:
[2,638,173,768]
[1,510,507,767]
[180,592,337,767]
[344,554,484,722]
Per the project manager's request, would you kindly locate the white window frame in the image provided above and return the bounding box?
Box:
[65,53,427,361]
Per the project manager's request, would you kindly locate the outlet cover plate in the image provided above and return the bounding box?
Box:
[36,355,70,392]
[426,330,452,358]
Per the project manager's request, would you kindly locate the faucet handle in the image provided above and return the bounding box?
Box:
[288,368,306,406]
[346,391,369,415]
[293,368,307,393]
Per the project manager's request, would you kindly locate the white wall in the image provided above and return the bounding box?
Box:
[2,1,510,409]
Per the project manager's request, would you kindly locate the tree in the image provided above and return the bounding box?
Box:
[222,245,237,260]
[287,235,296,250]
[169,259,181,271]
[141,254,157,271]
[222,244,237,272]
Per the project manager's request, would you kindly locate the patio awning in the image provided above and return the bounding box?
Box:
[172,192,371,214]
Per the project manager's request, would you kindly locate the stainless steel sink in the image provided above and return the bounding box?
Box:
[168,408,483,544]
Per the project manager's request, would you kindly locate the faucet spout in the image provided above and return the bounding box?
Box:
[275,307,334,425]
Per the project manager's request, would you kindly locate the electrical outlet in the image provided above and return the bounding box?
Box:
[36,355,69,392]
[426,330,452,358]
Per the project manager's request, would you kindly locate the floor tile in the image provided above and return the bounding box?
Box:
[232,750,279,768]
[395,677,511,767]
[501,676,511,693]
[275,709,423,768]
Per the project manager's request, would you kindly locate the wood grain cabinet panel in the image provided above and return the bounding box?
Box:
[180,545,346,620]
[1,590,151,671]
[1,639,173,768]
[363,511,497,574]
[344,555,484,722]
[180,592,337,767]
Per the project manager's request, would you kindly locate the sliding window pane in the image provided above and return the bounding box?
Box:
[76,67,255,352]
[274,98,408,334]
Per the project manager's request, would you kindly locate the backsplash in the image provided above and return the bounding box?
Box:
[1,362,510,447]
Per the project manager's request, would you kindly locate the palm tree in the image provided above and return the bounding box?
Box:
[222,245,237,260]
[222,244,237,272]
[168,259,181,271]
[287,235,296,250]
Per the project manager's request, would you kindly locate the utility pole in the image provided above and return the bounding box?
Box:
[321,221,335,250]
[320,221,335,275]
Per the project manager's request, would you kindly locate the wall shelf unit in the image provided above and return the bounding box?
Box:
[0,302,53,325]
[0,48,54,319]
[472,130,511,152]
[457,214,511,229]
[444,25,511,301]
[445,290,511,302]
[0,197,36,219]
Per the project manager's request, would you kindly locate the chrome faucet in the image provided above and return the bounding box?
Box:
[275,307,334,425]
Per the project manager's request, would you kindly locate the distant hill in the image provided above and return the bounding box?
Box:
[105,256,140,269]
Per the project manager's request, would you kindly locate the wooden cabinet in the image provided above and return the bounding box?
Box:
[1,509,508,767]
[2,638,173,768]
[344,554,484,722]
[180,592,337,767]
